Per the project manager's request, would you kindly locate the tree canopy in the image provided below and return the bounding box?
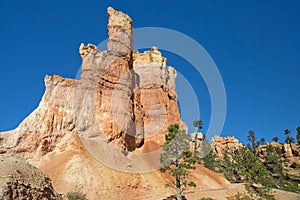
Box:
[160,124,196,200]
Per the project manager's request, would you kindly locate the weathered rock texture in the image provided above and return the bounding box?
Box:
[0,6,179,157]
[0,6,182,200]
[0,7,257,200]
[283,143,293,158]
[0,75,79,164]
[77,7,180,152]
[0,154,62,200]
[210,135,300,165]
[211,136,243,159]
[257,142,300,163]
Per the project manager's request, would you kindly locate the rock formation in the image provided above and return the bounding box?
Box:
[78,7,180,152]
[210,136,300,163]
[0,7,275,200]
[211,136,243,159]
[257,142,300,163]
[210,135,300,166]
[0,154,62,200]
[283,143,293,157]
[0,6,183,199]
[0,6,180,159]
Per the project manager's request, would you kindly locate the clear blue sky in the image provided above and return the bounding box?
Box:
[0,0,299,144]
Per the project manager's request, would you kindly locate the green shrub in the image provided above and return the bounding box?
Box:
[290,162,300,169]
[66,191,88,200]
[234,192,252,200]
[282,179,300,193]
[203,151,223,173]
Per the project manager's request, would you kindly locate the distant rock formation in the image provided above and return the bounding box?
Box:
[211,136,243,159]
[257,142,300,163]
[209,135,300,165]
[189,132,243,159]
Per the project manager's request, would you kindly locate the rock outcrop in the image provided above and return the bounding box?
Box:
[283,143,293,157]
[0,75,79,163]
[0,154,62,200]
[211,136,243,159]
[257,142,300,164]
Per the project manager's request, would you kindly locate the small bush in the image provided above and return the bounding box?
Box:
[163,195,187,200]
[66,191,87,200]
[290,162,300,169]
[234,192,252,200]
[200,197,215,200]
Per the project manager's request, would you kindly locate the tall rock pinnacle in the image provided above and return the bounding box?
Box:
[107,7,133,57]
[0,7,180,157]
[0,7,183,199]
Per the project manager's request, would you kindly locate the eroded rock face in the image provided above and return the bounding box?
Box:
[0,6,181,199]
[211,136,243,159]
[0,7,254,200]
[257,142,300,163]
[107,7,133,57]
[132,47,179,151]
[283,143,293,157]
[0,7,179,155]
[0,75,78,162]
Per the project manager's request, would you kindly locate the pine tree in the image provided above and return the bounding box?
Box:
[247,130,258,153]
[203,150,222,173]
[272,137,279,143]
[265,145,285,189]
[296,126,300,144]
[259,138,266,145]
[230,147,274,199]
[192,119,203,158]
[231,147,270,184]
[160,124,196,200]
[284,129,295,144]
[223,150,234,182]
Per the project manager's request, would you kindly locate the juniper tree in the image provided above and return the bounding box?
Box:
[160,124,196,200]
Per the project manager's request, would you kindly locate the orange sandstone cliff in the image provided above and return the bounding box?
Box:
[0,7,241,200]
